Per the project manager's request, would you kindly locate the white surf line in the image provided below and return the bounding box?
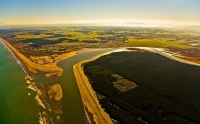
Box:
[1,38,46,107]
[83,106,92,124]
[1,39,45,122]
[0,38,28,74]
[1,38,39,119]
[0,38,57,123]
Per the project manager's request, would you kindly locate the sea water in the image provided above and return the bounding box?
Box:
[0,39,115,124]
[0,40,42,124]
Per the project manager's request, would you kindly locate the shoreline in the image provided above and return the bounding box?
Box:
[0,38,51,123]
[2,35,200,124]
[0,37,114,123]
[0,37,76,77]
[0,39,29,74]
[73,47,200,124]
[73,50,116,124]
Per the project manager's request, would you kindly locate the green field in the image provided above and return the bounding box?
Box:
[1,26,200,58]
[1,26,200,123]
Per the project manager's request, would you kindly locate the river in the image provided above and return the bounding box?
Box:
[57,49,115,124]
[32,48,115,124]
[0,40,114,124]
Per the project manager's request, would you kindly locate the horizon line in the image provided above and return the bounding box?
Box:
[1,20,200,28]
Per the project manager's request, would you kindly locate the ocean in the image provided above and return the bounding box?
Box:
[0,39,115,124]
[0,40,43,124]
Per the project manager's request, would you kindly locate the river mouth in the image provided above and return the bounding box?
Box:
[26,47,200,123]
[1,36,115,124]
[2,42,200,123]
[30,48,115,124]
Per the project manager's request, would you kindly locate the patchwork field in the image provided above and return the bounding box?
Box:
[1,26,200,59]
[1,26,200,123]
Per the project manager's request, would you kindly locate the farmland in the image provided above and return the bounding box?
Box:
[1,26,200,123]
[1,26,200,59]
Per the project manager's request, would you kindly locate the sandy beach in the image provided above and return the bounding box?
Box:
[1,36,115,123]
[0,37,76,77]
[73,51,116,124]
[73,47,200,124]
[3,34,200,124]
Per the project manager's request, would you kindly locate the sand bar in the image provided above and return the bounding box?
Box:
[73,51,116,124]
[73,47,200,124]
[0,37,76,77]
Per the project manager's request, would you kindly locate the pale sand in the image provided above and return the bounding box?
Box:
[74,47,200,124]
[48,84,63,101]
[27,84,37,92]
[0,37,76,77]
[27,82,46,110]
[35,94,46,109]
[73,51,116,124]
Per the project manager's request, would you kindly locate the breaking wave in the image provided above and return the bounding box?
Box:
[0,40,51,124]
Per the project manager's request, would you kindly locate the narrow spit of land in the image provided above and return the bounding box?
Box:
[73,47,200,124]
[82,48,200,123]
[73,51,117,124]
[0,37,76,77]
[5,31,200,124]
[1,36,115,124]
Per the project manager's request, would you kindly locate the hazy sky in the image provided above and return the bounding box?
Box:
[0,0,200,26]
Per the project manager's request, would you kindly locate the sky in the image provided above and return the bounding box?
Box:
[0,0,200,26]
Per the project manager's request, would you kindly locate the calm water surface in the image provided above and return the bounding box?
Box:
[33,49,115,124]
[0,39,115,123]
[58,49,115,124]
[0,40,39,124]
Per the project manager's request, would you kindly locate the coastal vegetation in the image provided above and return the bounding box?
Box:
[1,26,200,66]
[84,48,200,123]
[2,0,200,123]
[1,26,200,123]
[0,37,76,77]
